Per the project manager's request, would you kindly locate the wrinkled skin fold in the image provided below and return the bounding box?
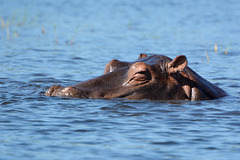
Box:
[46,54,227,101]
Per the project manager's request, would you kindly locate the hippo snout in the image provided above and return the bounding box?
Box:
[45,85,64,96]
[46,85,83,98]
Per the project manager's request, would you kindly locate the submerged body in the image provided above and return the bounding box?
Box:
[46,54,227,101]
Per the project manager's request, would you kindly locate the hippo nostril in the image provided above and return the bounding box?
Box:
[45,90,51,96]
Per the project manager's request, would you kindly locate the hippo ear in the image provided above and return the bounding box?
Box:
[138,53,148,59]
[168,55,188,74]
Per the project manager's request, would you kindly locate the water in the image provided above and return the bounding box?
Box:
[1,0,240,159]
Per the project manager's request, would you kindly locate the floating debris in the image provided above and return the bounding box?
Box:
[214,43,217,52]
[205,50,210,63]
[0,17,5,29]
[41,26,46,34]
[6,20,10,40]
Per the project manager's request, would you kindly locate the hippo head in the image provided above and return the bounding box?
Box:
[46,54,226,100]
[101,54,188,100]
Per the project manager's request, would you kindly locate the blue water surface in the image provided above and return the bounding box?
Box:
[1,0,240,160]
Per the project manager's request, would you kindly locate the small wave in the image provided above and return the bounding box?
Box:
[151,141,180,145]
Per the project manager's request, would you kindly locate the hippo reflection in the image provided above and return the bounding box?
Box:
[46,54,227,101]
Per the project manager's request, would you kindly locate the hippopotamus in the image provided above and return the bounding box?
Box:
[46,54,227,101]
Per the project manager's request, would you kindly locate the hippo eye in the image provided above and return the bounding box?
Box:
[132,71,148,81]
[123,62,152,86]
[123,70,151,86]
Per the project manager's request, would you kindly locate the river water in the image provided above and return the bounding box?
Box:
[1,0,240,160]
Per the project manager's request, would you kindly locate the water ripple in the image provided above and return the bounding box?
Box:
[151,141,180,145]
